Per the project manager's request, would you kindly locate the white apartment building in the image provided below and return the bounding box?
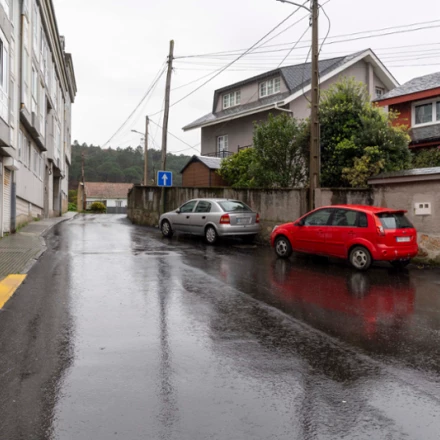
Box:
[0,0,76,236]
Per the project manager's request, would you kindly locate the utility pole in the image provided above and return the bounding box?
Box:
[160,40,174,213]
[81,151,86,211]
[309,0,320,211]
[144,116,149,185]
[160,40,174,172]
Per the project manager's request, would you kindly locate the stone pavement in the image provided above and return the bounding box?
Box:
[0,212,77,280]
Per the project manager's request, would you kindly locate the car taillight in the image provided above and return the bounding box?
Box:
[374,216,385,236]
[256,213,260,223]
[220,214,230,224]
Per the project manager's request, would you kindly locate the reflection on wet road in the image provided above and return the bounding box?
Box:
[0,214,439,440]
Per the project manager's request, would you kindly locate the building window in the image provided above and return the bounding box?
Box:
[0,0,9,17]
[0,31,9,123]
[33,147,38,173]
[32,1,39,53]
[217,135,228,156]
[18,129,23,159]
[260,77,280,98]
[223,90,241,109]
[32,66,38,113]
[375,87,384,99]
[413,99,440,126]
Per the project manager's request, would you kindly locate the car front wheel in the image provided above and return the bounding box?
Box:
[161,220,173,238]
[349,246,372,271]
[274,236,292,259]
[205,226,218,244]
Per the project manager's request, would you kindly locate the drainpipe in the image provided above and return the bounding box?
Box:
[275,102,293,115]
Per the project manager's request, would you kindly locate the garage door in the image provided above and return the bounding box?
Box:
[3,168,11,232]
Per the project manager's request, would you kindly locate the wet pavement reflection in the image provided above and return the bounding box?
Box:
[0,214,439,440]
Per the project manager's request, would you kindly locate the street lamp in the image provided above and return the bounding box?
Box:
[276,0,311,12]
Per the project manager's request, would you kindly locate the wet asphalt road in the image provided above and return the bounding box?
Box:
[1,214,440,440]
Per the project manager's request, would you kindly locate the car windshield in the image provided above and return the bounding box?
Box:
[218,201,252,213]
[377,212,413,229]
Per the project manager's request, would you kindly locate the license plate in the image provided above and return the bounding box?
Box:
[396,236,410,243]
[237,217,251,225]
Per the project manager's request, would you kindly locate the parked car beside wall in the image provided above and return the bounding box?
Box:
[270,205,418,270]
[160,198,260,244]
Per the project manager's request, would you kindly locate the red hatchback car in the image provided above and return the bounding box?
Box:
[270,205,419,270]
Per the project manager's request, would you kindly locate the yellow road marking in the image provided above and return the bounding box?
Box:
[0,275,27,309]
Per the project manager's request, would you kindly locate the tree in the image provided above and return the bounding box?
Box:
[319,78,411,188]
[218,148,258,188]
[252,113,309,187]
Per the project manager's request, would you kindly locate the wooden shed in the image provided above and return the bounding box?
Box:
[180,156,228,187]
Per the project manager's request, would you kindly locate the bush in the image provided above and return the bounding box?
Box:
[412,148,440,168]
[68,203,77,211]
[89,201,106,213]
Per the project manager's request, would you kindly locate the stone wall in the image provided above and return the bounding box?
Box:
[127,186,308,240]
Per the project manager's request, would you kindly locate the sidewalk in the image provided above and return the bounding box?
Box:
[0,212,77,281]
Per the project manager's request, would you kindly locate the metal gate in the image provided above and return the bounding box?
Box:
[3,168,11,232]
[107,206,127,214]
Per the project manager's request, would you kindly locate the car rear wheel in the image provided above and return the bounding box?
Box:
[349,246,372,271]
[390,259,410,269]
[275,236,292,259]
[205,226,217,245]
[161,220,173,238]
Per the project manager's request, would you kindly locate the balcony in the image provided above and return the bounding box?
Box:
[204,150,234,158]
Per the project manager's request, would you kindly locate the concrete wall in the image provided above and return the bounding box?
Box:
[128,186,308,240]
[316,184,440,262]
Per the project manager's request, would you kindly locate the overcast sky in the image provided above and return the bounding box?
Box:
[53,0,440,155]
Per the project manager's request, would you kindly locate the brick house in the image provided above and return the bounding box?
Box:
[180,156,227,187]
[375,72,440,149]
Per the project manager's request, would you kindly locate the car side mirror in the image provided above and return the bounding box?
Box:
[176,208,181,214]
[296,220,304,226]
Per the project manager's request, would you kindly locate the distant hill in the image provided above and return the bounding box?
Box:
[69,141,190,189]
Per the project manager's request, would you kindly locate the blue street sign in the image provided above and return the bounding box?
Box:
[157,170,173,187]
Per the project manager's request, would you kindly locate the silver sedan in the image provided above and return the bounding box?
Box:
[159,198,261,244]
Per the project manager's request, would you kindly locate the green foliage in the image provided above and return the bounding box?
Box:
[89,201,106,213]
[411,148,440,168]
[68,189,77,205]
[342,146,386,188]
[218,148,258,188]
[320,78,411,187]
[252,113,309,188]
[69,141,190,189]
[68,203,77,212]
[218,114,309,188]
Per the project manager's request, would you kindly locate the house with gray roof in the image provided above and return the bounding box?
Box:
[183,49,397,158]
[375,71,440,149]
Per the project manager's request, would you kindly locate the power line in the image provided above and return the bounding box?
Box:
[278,26,310,68]
[148,119,201,153]
[101,62,167,147]
[148,1,308,116]
[176,19,440,59]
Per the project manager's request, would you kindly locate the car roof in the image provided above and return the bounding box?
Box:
[320,204,407,214]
